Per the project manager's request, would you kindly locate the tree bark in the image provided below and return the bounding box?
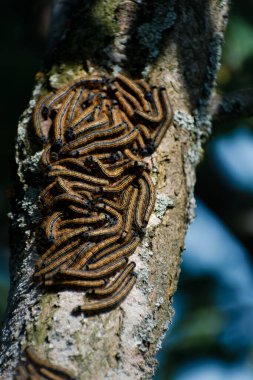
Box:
[0,1,229,379]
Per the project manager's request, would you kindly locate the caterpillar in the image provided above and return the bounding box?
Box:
[15,73,173,378]
[14,347,75,380]
[33,72,173,314]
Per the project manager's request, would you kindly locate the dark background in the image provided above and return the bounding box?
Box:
[0,2,253,379]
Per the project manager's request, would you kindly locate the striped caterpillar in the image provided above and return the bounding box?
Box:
[15,73,173,377]
[14,347,75,379]
[33,73,173,314]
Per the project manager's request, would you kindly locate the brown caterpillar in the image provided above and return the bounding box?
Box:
[33,72,173,315]
[14,347,75,380]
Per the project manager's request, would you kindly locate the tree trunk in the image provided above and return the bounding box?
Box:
[0,1,229,379]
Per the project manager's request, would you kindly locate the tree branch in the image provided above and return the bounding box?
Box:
[0,1,230,379]
[212,88,253,126]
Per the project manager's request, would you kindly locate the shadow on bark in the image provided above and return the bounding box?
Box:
[45,0,216,111]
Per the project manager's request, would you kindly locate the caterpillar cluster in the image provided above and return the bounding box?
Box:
[14,347,75,380]
[34,73,173,314]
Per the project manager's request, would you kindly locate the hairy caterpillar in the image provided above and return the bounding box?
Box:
[15,73,173,378]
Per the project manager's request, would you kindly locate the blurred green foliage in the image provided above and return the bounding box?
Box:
[0,3,44,323]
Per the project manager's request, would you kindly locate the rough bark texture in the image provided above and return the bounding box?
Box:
[0,1,229,379]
